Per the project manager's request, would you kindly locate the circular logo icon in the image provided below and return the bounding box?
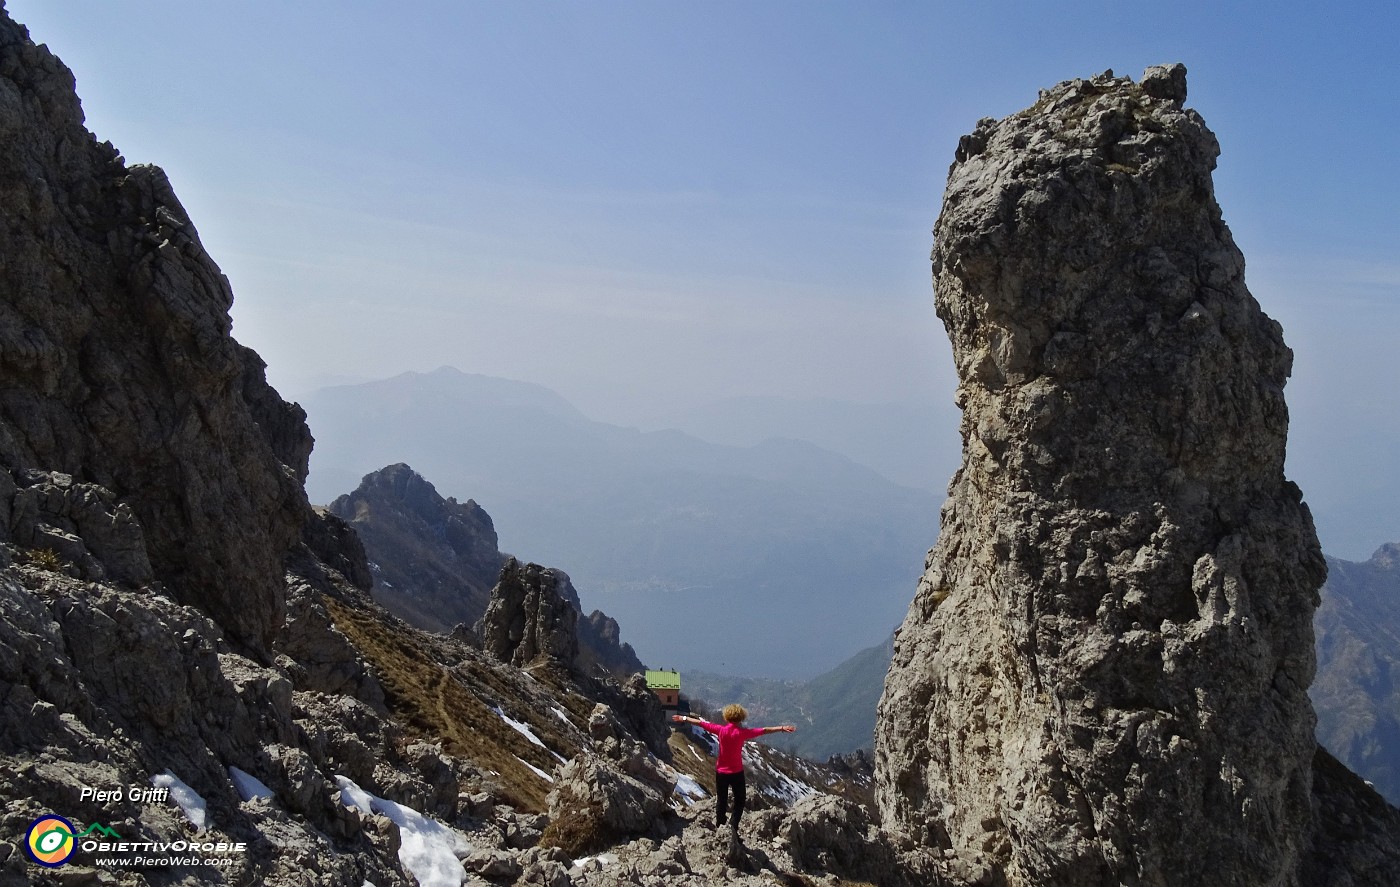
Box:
[24,815,77,867]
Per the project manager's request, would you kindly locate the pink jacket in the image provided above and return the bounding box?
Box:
[697,721,767,774]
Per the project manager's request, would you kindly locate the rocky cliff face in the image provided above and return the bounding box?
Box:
[875,65,1399,884]
[0,8,308,649]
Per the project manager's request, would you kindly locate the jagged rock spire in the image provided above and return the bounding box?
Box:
[876,65,1328,884]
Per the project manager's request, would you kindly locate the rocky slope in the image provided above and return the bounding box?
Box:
[0,7,929,886]
[0,1,306,653]
[875,64,1400,885]
[1313,542,1400,804]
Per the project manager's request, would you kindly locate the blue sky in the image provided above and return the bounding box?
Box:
[8,0,1399,559]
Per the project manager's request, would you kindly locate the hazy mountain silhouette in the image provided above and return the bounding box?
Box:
[303,368,937,677]
[1313,543,1400,803]
[652,395,961,494]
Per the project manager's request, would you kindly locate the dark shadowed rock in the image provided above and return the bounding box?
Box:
[578,608,645,679]
[301,505,374,592]
[328,463,505,629]
[876,64,1399,884]
[0,11,309,648]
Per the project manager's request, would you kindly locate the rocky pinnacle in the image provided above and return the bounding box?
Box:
[875,65,1327,885]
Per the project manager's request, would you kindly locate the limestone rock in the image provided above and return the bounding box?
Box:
[577,607,646,680]
[277,575,385,704]
[5,469,154,585]
[1302,747,1400,884]
[333,463,645,679]
[874,64,1397,884]
[477,558,581,668]
[0,10,310,648]
[301,505,375,592]
[615,673,672,761]
[782,794,956,887]
[544,756,671,855]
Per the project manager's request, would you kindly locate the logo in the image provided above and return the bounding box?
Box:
[23,816,121,868]
[24,815,77,867]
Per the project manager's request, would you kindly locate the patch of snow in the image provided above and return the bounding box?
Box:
[688,726,717,752]
[494,706,546,747]
[515,756,554,783]
[336,776,471,887]
[494,706,565,762]
[750,758,817,805]
[228,766,274,802]
[552,707,573,726]
[573,852,618,869]
[152,771,207,830]
[673,774,707,802]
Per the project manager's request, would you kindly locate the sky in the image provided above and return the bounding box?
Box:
[7,0,1399,560]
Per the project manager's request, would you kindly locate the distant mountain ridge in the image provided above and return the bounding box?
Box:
[1313,542,1400,803]
[653,394,960,494]
[303,367,938,677]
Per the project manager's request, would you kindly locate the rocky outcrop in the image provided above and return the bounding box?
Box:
[0,9,308,648]
[578,607,646,680]
[876,64,1399,884]
[329,463,504,630]
[476,554,647,682]
[478,558,582,668]
[4,468,153,585]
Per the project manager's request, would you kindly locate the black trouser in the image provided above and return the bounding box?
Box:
[716,770,746,828]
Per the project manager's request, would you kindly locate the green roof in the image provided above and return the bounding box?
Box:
[645,669,681,690]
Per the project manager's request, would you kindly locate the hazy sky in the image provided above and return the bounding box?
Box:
[9,0,1398,559]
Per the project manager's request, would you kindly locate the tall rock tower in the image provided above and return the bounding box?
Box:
[875,66,1327,884]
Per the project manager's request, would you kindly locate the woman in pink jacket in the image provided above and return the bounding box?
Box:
[673,704,796,836]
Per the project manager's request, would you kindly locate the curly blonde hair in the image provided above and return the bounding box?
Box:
[722,703,748,724]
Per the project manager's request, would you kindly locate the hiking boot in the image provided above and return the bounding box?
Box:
[725,832,744,865]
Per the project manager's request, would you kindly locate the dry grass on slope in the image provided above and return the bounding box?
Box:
[325,597,582,813]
